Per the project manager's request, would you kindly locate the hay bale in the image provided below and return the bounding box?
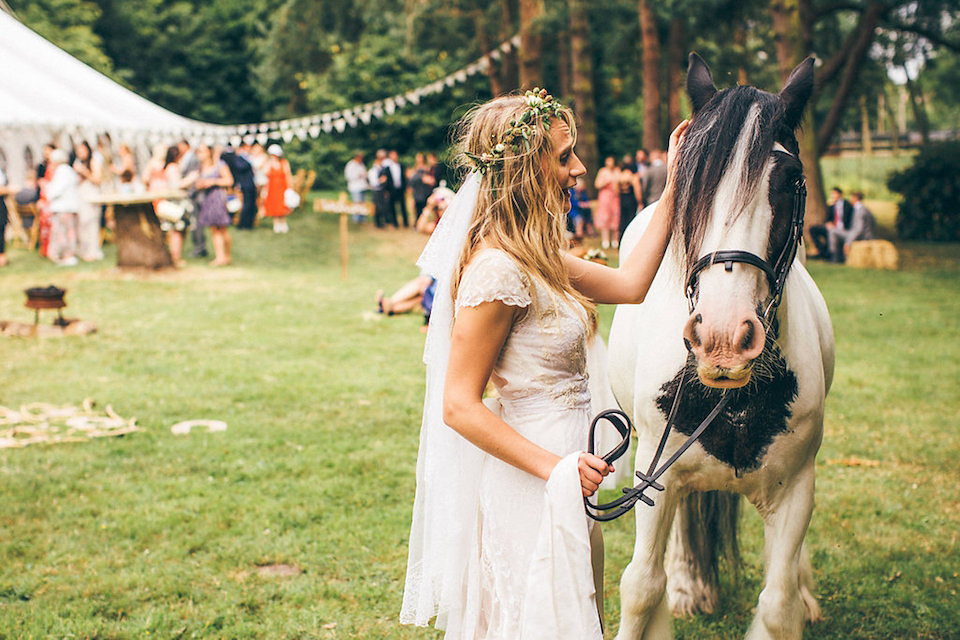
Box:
[846,239,899,270]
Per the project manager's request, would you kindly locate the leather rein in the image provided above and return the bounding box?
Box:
[584,173,806,522]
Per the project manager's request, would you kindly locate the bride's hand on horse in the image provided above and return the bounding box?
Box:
[577,452,613,497]
[665,119,691,193]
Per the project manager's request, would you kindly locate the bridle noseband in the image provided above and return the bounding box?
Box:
[585,159,807,522]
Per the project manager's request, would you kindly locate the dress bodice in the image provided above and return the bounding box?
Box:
[456,249,591,422]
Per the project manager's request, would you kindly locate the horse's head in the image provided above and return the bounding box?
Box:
[676,53,814,389]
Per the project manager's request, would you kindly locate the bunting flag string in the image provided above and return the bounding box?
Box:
[201,34,521,145]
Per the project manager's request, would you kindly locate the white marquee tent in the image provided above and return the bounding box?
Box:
[0,7,517,188]
[0,9,226,186]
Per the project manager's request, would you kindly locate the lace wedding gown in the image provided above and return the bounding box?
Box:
[447,248,603,639]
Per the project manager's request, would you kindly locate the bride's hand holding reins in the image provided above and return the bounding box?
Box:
[577,452,613,497]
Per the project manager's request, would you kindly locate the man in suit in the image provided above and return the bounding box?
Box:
[385,150,408,228]
[369,150,394,228]
[810,186,854,261]
[221,146,257,230]
[827,190,876,262]
[177,140,206,256]
[643,149,668,205]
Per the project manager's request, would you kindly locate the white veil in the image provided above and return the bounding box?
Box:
[400,172,483,629]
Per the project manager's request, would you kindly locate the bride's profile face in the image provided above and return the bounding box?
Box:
[547,121,585,193]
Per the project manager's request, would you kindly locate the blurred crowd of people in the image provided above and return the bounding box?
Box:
[585,148,668,250]
[344,150,445,229]
[0,137,299,268]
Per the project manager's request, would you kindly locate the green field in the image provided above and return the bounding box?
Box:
[1,183,958,638]
[819,152,916,203]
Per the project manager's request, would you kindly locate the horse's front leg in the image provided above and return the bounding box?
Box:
[614,481,680,640]
[746,462,818,640]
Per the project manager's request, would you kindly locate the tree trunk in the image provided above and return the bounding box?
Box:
[569,0,599,196]
[666,17,686,133]
[903,66,931,145]
[860,95,873,155]
[555,19,571,98]
[638,0,662,150]
[815,1,886,152]
[499,0,520,91]
[771,0,828,228]
[734,23,748,85]
[474,8,503,96]
[518,0,544,89]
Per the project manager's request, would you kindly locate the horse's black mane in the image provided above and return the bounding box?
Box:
[672,86,786,275]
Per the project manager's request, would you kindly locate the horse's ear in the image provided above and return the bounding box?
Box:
[779,57,815,130]
[687,52,717,115]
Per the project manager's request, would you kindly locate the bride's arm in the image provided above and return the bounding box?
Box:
[443,299,611,495]
[566,119,689,305]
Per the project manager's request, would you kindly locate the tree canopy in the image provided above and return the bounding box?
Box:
[6,0,959,193]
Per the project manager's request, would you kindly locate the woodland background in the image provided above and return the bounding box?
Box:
[7,0,960,221]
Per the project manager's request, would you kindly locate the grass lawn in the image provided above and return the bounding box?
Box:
[1,191,958,638]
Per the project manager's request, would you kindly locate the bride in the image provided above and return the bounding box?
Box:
[401,89,688,639]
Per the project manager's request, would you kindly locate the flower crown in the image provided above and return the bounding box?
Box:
[467,88,566,174]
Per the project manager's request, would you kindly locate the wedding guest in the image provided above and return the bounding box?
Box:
[221,146,258,230]
[618,155,642,240]
[194,144,234,265]
[644,148,668,204]
[369,150,393,228]
[72,140,104,261]
[263,144,294,233]
[414,184,454,235]
[344,151,369,223]
[44,149,81,266]
[594,155,620,249]
[176,140,206,256]
[409,152,437,223]
[385,150,409,228]
[154,146,191,266]
[111,143,138,193]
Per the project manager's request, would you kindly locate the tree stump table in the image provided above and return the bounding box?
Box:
[91,192,184,269]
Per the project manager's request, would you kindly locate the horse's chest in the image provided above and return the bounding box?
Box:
[655,352,799,475]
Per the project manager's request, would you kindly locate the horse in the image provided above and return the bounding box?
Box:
[606,53,834,640]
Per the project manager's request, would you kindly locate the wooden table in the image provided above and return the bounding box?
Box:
[91,192,185,268]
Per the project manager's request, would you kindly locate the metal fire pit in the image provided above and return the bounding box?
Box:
[24,285,67,325]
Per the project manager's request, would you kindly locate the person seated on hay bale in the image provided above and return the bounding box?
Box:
[809,185,853,261]
[827,190,876,263]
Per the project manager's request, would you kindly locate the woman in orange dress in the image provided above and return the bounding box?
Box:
[263,144,294,233]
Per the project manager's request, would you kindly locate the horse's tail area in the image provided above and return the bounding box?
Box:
[666,490,741,616]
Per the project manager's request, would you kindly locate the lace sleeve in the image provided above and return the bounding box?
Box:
[456,249,532,310]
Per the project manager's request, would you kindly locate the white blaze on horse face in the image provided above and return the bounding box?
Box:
[683,104,771,387]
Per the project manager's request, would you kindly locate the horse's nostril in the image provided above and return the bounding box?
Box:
[739,320,755,352]
[683,313,703,348]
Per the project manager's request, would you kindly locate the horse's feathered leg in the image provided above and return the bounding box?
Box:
[666,490,741,616]
[798,541,822,623]
[614,476,680,640]
[746,462,817,640]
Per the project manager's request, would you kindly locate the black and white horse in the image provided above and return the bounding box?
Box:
[607,54,834,639]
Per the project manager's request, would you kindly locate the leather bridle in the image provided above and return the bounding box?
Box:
[685,174,807,335]
[584,166,807,522]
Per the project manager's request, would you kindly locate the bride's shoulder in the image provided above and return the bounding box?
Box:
[459,247,532,308]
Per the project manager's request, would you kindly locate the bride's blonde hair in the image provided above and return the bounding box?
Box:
[450,94,593,319]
